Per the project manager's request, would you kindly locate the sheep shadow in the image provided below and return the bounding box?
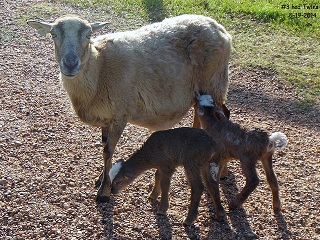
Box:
[274,211,293,240]
[149,199,202,240]
[96,198,115,239]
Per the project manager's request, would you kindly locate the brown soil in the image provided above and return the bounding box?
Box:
[1,1,319,239]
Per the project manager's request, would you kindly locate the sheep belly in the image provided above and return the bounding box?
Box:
[129,110,189,131]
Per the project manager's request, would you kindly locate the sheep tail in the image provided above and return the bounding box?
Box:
[269,132,288,150]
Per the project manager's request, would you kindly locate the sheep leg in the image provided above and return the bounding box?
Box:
[184,169,204,225]
[201,165,226,221]
[94,127,112,188]
[192,105,201,128]
[150,170,161,200]
[96,122,126,203]
[261,153,281,212]
[230,158,259,209]
[157,171,173,215]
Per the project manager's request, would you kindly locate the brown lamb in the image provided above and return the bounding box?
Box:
[110,127,225,225]
[196,94,288,213]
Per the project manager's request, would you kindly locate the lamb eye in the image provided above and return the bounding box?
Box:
[86,31,92,39]
[50,32,57,38]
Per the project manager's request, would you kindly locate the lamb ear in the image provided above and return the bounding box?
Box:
[197,106,205,116]
[27,20,52,37]
[213,108,226,120]
[221,104,230,119]
[90,22,109,33]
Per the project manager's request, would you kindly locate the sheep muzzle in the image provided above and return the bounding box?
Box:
[60,53,81,77]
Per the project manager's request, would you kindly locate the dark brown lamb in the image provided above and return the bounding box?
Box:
[109,127,225,225]
[196,94,288,213]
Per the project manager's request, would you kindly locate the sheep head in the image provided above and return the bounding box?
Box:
[27,15,108,77]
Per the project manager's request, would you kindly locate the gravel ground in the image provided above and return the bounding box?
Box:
[1,1,319,239]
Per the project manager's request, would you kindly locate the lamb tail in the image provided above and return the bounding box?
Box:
[269,132,288,149]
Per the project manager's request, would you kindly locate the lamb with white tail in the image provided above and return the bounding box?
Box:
[196,94,288,213]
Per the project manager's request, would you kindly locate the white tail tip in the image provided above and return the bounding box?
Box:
[269,132,288,149]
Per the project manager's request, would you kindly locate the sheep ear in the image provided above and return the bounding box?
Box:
[27,20,52,37]
[90,22,109,33]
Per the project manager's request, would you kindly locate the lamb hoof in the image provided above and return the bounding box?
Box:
[94,178,102,188]
[273,207,281,214]
[96,195,110,203]
[183,218,195,226]
[215,214,226,222]
[229,202,239,210]
[156,210,166,215]
[220,176,227,180]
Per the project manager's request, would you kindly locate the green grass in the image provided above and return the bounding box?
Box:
[17,2,62,24]
[21,0,319,107]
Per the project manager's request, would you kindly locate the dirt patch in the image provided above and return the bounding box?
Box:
[1,1,319,239]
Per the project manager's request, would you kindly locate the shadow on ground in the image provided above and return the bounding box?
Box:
[228,70,319,129]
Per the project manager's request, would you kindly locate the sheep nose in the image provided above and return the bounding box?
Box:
[62,53,80,74]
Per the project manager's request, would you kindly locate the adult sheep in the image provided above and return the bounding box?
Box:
[27,14,232,202]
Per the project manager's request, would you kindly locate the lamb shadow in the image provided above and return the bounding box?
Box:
[184,224,201,240]
[142,0,168,22]
[205,201,236,240]
[150,199,173,239]
[208,170,258,239]
[96,198,115,239]
[274,211,293,240]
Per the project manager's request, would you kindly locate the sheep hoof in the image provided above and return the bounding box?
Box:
[96,195,110,203]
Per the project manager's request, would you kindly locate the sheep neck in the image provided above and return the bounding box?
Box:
[63,45,99,96]
[60,44,103,123]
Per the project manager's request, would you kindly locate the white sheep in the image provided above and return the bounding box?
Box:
[27,14,232,202]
